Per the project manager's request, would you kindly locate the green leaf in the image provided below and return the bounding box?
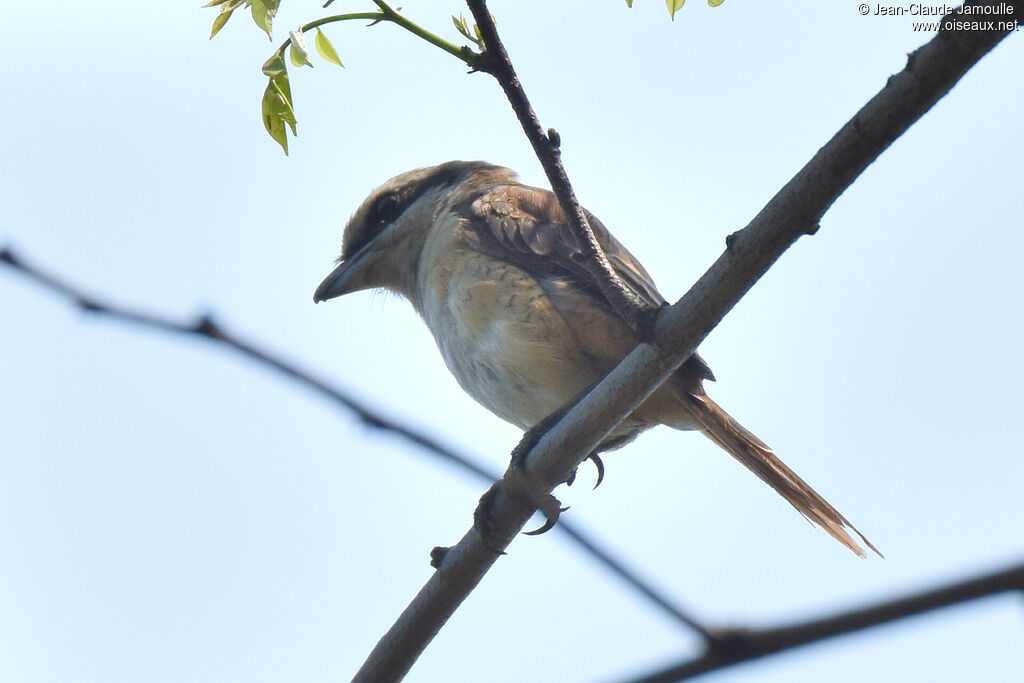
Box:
[666,0,685,20]
[208,0,245,39]
[625,0,634,6]
[210,8,234,39]
[288,30,314,68]
[453,14,467,38]
[262,52,293,101]
[451,13,484,49]
[261,52,287,79]
[260,51,296,153]
[250,0,278,40]
[203,0,231,7]
[708,0,724,5]
[261,76,297,154]
[315,29,344,68]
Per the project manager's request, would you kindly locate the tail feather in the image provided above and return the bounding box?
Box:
[686,393,880,558]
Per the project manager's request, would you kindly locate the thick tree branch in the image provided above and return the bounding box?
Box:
[465,0,656,332]
[353,4,1020,681]
[0,245,709,641]
[626,560,1024,682]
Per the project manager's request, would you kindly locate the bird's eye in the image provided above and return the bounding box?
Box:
[372,192,401,226]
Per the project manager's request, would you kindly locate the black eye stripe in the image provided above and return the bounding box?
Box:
[344,190,409,257]
[372,192,402,226]
[343,162,499,259]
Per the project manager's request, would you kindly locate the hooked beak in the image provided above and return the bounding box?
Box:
[313,243,377,303]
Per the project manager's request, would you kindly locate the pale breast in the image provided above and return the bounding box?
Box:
[415,218,603,429]
[411,209,703,442]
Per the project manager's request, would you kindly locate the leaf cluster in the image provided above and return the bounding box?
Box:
[205,0,726,153]
[625,0,727,21]
[206,0,281,40]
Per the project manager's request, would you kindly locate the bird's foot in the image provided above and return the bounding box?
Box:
[474,468,568,554]
[523,488,569,536]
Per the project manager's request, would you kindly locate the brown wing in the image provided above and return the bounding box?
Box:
[459,183,714,383]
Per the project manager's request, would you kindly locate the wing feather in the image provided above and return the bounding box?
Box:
[459,184,714,382]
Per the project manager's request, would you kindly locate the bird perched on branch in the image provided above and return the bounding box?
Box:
[314,160,877,557]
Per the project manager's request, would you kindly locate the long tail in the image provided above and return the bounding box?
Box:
[685,392,880,558]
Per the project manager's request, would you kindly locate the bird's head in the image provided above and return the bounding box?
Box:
[313,160,514,304]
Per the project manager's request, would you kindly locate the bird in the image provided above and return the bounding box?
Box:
[314,160,877,557]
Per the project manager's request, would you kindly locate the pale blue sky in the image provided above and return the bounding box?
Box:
[2,2,1022,682]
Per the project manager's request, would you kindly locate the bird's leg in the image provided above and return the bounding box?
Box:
[474,384,612,551]
[509,399,575,468]
[511,381,606,488]
[474,470,568,553]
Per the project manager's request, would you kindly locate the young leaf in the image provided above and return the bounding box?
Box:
[208,0,245,39]
[250,0,277,40]
[666,0,685,20]
[315,29,344,68]
[262,53,292,104]
[261,52,287,79]
[453,14,470,40]
[288,30,314,68]
[262,76,297,154]
[262,86,289,154]
[451,13,484,49]
[210,10,233,39]
[260,51,296,153]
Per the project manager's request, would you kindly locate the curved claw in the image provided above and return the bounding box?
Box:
[588,453,605,489]
[563,454,604,488]
[523,519,556,536]
[523,500,570,536]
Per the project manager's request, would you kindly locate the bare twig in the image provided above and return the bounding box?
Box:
[353,4,1021,680]
[0,245,709,640]
[465,0,656,333]
[0,246,493,479]
[626,560,1024,682]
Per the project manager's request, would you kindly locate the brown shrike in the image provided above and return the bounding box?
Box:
[314,160,877,557]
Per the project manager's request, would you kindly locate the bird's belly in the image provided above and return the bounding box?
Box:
[420,266,601,430]
[437,322,593,429]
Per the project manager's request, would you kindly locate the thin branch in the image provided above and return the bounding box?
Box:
[465,0,655,333]
[626,560,1024,682]
[0,245,709,639]
[369,0,479,65]
[294,12,383,35]
[274,5,478,68]
[352,3,1021,681]
[555,523,714,640]
[0,246,489,477]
